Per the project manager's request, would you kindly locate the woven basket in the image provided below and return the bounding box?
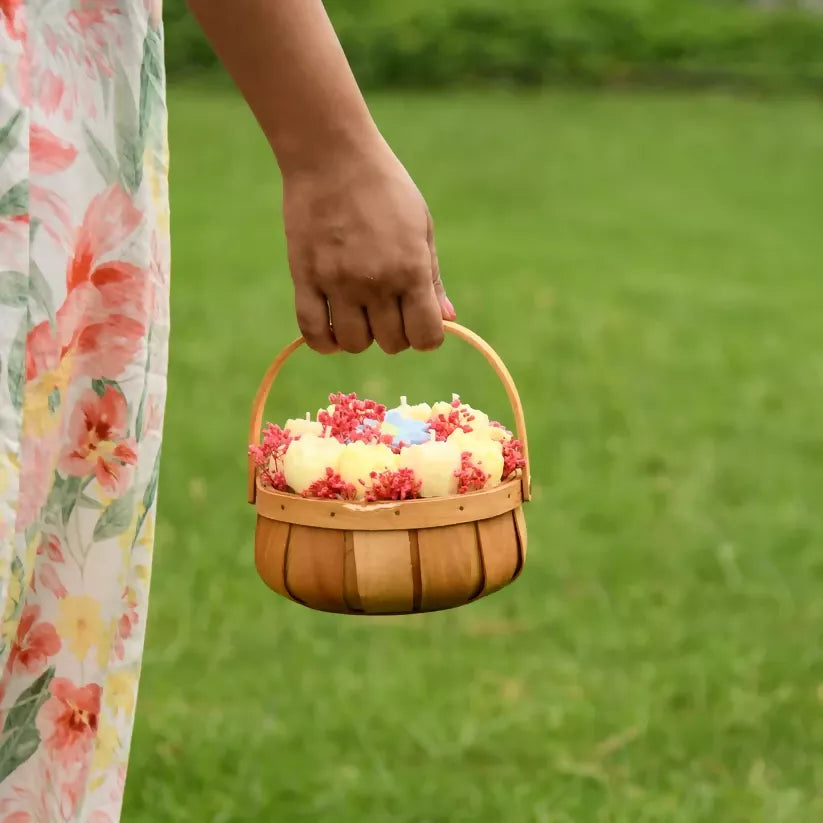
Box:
[248,322,531,615]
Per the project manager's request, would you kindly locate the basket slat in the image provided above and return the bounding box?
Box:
[477,512,521,596]
[343,533,364,612]
[254,517,291,599]
[418,523,483,610]
[285,526,347,611]
[514,506,528,566]
[352,530,415,614]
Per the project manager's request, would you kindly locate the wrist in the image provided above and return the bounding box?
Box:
[271,112,386,178]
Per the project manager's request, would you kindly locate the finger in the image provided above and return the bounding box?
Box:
[328,298,373,354]
[294,282,338,353]
[367,298,410,355]
[427,213,455,321]
[400,278,444,352]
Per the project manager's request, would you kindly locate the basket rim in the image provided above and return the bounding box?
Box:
[256,473,525,531]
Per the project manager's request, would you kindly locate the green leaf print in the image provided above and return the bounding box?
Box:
[84,125,119,186]
[114,63,143,194]
[0,667,55,783]
[91,378,126,400]
[0,182,28,219]
[139,26,164,144]
[43,474,85,527]
[93,489,137,542]
[60,476,84,525]
[143,447,162,511]
[29,260,55,329]
[78,493,103,510]
[0,110,23,169]
[7,313,26,412]
[0,271,27,308]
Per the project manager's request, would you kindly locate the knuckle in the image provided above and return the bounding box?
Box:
[295,308,319,332]
[304,334,336,354]
[399,256,430,280]
[412,328,444,352]
[338,335,372,355]
[378,338,409,355]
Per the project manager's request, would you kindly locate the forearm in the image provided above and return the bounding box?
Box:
[186,0,384,173]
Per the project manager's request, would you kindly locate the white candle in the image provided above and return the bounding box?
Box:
[285,412,324,437]
[282,433,345,495]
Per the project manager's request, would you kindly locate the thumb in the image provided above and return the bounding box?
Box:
[427,212,455,321]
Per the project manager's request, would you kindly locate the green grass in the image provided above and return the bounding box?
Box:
[123,86,823,822]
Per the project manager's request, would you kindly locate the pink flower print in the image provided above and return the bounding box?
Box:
[25,185,148,388]
[114,587,139,660]
[38,71,66,116]
[0,0,24,40]
[67,186,143,293]
[59,387,138,494]
[26,7,122,119]
[30,185,73,249]
[37,534,65,563]
[141,395,164,440]
[25,280,146,390]
[17,432,60,531]
[36,678,101,765]
[39,564,68,599]
[7,606,61,677]
[30,125,78,175]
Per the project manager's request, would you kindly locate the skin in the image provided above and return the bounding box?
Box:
[186,0,456,354]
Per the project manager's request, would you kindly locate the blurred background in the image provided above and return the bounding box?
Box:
[125,2,823,821]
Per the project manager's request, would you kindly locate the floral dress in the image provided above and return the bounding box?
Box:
[0,1,169,820]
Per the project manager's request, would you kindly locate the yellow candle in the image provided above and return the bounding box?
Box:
[488,425,513,443]
[338,441,398,500]
[430,398,454,418]
[285,412,324,437]
[393,396,433,422]
[448,429,504,488]
[430,394,489,431]
[282,433,345,494]
[399,437,462,498]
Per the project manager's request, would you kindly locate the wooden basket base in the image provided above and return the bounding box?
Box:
[254,507,527,615]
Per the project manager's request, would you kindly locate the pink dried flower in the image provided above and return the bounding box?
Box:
[364,467,422,502]
[260,469,288,491]
[318,392,387,443]
[502,439,526,480]
[249,424,294,486]
[303,467,357,500]
[454,451,488,494]
[427,409,473,441]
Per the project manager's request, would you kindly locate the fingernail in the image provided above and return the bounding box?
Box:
[444,297,456,320]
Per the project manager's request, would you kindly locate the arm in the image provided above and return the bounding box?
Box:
[186,0,456,354]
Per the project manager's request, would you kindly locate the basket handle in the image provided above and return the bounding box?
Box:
[247,321,531,504]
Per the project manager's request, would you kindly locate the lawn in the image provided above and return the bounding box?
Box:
[123,86,823,822]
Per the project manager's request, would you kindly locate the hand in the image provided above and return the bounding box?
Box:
[282,146,456,354]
